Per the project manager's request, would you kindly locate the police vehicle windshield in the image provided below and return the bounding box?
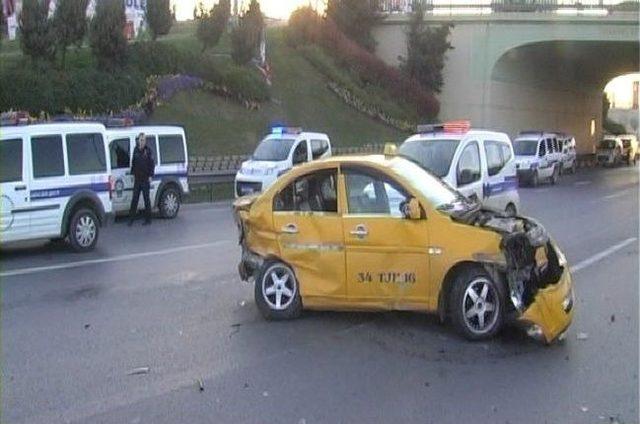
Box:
[253,138,296,161]
[389,156,458,208]
[599,139,616,149]
[514,139,539,156]
[398,139,460,177]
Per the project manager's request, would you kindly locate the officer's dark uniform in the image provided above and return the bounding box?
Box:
[128,144,155,225]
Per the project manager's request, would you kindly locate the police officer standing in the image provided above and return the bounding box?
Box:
[128,133,155,226]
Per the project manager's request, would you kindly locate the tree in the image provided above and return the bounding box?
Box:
[145,0,172,41]
[52,0,89,67]
[19,0,55,61]
[285,6,322,47]
[230,0,263,65]
[326,0,380,52]
[89,0,127,67]
[399,0,453,93]
[196,0,230,52]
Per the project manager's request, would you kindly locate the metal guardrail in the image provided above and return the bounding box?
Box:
[187,144,385,186]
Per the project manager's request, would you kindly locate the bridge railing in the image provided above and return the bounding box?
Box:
[377,0,639,14]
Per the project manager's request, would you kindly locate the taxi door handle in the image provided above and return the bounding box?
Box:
[350,224,368,238]
[281,223,298,234]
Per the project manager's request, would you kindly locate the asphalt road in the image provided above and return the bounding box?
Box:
[1,165,638,424]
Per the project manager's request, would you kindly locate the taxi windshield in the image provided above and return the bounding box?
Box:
[398,138,460,177]
[388,157,459,208]
[514,139,539,156]
[252,138,296,161]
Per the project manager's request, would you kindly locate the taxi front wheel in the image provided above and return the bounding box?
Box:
[449,267,505,341]
[255,260,302,320]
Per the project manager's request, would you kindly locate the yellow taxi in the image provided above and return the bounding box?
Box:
[233,153,574,343]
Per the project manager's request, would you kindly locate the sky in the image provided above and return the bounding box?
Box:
[172,0,326,21]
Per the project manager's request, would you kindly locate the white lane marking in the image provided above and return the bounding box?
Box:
[0,240,234,278]
[574,180,592,186]
[601,190,632,201]
[570,237,637,274]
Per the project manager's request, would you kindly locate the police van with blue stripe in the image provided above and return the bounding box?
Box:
[513,131,563,187]
[0,122,113,252]
[106,126,189,219]
[398,121,521,216]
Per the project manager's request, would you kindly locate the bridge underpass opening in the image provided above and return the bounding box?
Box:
[488,40,639,154]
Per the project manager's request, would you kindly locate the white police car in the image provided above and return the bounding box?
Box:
[107,126,189,218]
[399,121,520,215]
[513,131,562,187]
[0,122,113,252]
[235,127,331,197]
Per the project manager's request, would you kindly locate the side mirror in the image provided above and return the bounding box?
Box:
[458,169,474,186]
[402,197,423,220]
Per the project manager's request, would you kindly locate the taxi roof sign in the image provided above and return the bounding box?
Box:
[417,120,470,135]
[384,142,398,156]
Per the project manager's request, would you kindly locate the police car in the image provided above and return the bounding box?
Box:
[233,154,574,343]
[107,126,189,218]
[0,122,113,252]
[235,127,331,197]
[513,131,562,187]
[399,121,520,216]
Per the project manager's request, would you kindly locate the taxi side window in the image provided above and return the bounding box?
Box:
[274,169,337,213]
[456,141,481,186]
[344,169,408,217]
[292,141,308,165]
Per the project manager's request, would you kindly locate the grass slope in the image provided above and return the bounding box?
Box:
[150,28,408,156]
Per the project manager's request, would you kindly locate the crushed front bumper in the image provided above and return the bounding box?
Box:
[518,267,574,343]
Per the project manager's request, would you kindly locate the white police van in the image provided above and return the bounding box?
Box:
[0,122,113,252]
[107,126,189,218]
[235,127,331,197]
[399,121,520,215]
[513,131,562,186]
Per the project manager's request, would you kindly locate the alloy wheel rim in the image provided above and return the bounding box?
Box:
[75,215,96,247]
[462,278,499,335]
[262,265,296,310]
[164,192,178,216]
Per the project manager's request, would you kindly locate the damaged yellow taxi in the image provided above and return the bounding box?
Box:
[233,154,574,343]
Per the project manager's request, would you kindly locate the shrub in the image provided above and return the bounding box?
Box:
[285,6,322,47]
[89,0,127,67]
[326,0,379,52]
[145,0,173,40]
[195,0,230,52]
[19,0,55,61]
[221,65,270,102]
[52,0,90,67]
[0,63,145,114]
[231,0,263,65]
[128,41,183,75]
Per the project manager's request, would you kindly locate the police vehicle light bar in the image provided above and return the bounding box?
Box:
[271,126,302,135]
[417,120,470,134]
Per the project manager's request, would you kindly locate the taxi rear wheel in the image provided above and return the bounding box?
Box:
[255,260,302,320]
[449,267,505,341]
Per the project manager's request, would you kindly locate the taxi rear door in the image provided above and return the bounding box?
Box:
[340,166,429,308]
[272,168,346,301]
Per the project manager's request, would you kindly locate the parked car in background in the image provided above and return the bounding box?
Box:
[0,122,113,252]
[554,133,577,174]
[619,134,638,165]
[107,126,189,219]
[399,121,520,216]
[235,127,332,197]
[513,131,562,187]
[596,136,624,167]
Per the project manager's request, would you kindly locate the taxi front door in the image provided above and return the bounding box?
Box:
[340,167,430,308]
[272,168,346,301]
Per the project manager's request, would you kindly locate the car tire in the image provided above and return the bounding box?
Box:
[68,208,99,253]
[255,260,302,320]
[449,266,505,341]
[505,203,517,217]
[571,162,577,174]
[550,166,559,185]
[159,186,181,219]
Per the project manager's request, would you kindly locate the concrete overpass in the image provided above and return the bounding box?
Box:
[373,12,639,153]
